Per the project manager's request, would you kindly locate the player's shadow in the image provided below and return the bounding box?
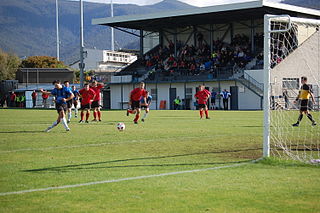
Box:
[22,148,261,173]
[0,130,44,134]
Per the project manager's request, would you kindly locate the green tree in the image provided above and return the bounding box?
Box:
[20,56,65,68]
[0,49,20,81]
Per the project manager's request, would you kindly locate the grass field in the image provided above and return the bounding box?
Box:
[0,109,319,212]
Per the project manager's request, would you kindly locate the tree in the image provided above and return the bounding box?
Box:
[20,56,65,68]
[0,49,20,81]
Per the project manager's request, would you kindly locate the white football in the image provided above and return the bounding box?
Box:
[117,122,125,131]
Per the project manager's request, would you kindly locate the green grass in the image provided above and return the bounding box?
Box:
[0,109,319,213]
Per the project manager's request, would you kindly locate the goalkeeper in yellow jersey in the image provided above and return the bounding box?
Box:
[292,76,317,127]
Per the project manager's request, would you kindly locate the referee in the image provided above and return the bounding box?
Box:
[292,76,317,127]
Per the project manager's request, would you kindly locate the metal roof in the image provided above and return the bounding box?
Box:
[92,0,320,31]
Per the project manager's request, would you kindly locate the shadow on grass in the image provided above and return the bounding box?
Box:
[0,130,44,134]
[22,148,261,173]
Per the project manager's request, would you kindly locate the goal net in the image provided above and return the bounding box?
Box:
[264,15,320,163]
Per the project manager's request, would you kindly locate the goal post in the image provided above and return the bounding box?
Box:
[263,14,320,162]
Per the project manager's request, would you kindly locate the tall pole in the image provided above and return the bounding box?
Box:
[111,0,114,51]
[79,0,85,88]
[55,0,60,61]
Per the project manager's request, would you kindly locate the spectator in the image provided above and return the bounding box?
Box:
[210,90,217,110]
[31,90,37,108]
[10,91,16,107]
[0,94,6,107]
[283,89,289,109]
[220,89,231,110]
[20,94,25,108]
[42,91,49,108]
[173,96,181,110]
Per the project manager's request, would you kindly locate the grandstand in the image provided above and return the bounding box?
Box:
[92,0,320,110]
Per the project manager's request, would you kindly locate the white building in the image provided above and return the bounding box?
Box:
[71,48,137,72]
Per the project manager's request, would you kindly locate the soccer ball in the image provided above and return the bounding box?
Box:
[117,122,125,131]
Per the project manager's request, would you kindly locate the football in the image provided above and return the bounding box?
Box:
[117,122,125,131]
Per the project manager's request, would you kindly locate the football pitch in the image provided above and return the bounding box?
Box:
[0,109,319,212]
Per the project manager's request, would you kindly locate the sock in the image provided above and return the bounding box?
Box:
[128,109,134,114]
[97,111,101,120]
[205,110,209,118]
[134,114,140,122]
[81,111,84,121]
[297,114,303,124]
[75,108,78,116]
[199,110,203,118]
[307,114,315,123]
[143,112,148,119]
[50,120,58,129]
[86,112,90,121]
[68,111,72,121]
[93,111,97,120]
[61,117,69,130]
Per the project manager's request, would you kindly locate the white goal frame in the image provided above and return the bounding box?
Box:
[263,14,320,158]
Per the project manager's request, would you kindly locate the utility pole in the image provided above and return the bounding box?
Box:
[111,0,114,51]
[79,0,85,88]
[56,0,60,61]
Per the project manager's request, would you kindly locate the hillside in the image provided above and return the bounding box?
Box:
[0,0,194,64]
[0,0,318,64]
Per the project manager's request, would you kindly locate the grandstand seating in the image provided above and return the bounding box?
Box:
[114,33,264,83]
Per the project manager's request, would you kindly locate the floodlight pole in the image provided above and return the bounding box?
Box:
[55,0,60,61]
[79,0,85,88]
[111,0,115,51]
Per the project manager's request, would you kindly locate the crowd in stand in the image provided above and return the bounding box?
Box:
[143,33,264,79]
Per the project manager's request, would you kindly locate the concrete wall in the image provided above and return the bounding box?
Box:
[270,31,320,96]
[84,49,103,71]
[110,80,262,110]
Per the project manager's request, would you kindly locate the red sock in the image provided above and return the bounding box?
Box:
[86,112,90,121]
[199,110,203,118]
[205,110,209,118]
[93,111,97,119]
[134,114,140,122]
[97,111,101,120]
[81,111,84,121]
[128,109,134,114]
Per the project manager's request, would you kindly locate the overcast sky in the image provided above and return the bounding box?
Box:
[82,0,281,7]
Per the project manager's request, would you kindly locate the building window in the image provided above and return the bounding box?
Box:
[282,78,299,89]
[151,89,157,101]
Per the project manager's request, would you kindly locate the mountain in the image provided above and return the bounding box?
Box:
[0,0,318,65]
[281,0,320,10]
[0,0,194,64]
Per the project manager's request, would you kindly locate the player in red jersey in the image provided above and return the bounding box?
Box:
[127,82,147,124]
[79,83,96,123]
[90,81,104,122]
[195,85,211,119]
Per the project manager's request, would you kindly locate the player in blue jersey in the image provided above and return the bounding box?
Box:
[63,81,73,123]
[140,90,152,122]
[40,80,74,132]
[71,85,80,118]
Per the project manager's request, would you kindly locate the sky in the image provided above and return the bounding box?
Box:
[82,0,282,7]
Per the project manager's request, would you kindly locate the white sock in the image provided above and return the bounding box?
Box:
[143,112,148,119]
[68,111,72,121]
[50,121,58,129]
[75,108,78,116]
[61,117,69,130]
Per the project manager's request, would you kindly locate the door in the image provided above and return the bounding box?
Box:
[230,86,238,110]
[169,88,176,110]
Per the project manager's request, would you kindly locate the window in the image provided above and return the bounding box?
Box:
[282,78,299,89]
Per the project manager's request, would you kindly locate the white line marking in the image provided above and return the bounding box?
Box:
[0,160,259,196]
[0,134,261,154]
